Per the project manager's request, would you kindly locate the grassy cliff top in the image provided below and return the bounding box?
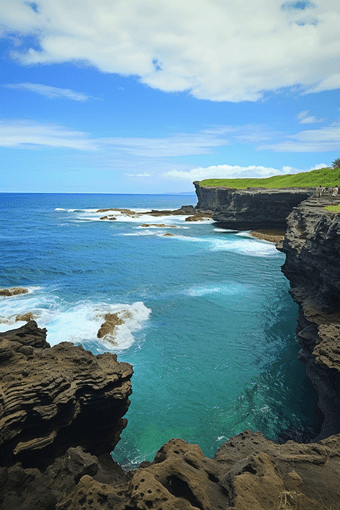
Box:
[199,167,340,189]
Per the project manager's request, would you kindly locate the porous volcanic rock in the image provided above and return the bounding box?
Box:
[0,321,133,469]
[194,182,313,230]
[8,433,338,510]
[279,195,340,439]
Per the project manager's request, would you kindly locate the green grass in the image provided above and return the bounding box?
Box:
[199,167,340,189]
[324,205,340,213]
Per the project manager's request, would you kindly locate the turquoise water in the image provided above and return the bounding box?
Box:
[0,193,320,467]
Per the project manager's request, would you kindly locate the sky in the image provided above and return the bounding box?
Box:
[1,0,340,194]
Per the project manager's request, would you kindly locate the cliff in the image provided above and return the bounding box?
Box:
[279,195,340,440]
[194,181,312,229]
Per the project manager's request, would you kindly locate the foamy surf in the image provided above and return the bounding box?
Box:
[45,301,151,350]
[56,207,200,226]
[169,234,279,257]
[186,282,247,297]
[0,287,55,332]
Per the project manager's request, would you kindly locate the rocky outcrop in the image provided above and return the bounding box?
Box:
[98,205,212,222]
[0,287,28,297]
[2,432,340,509]
[279,195,340,440]
[0,321,133,469]
[194,181,312,229]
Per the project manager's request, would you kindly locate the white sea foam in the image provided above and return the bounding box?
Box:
[214,228,238,233]
[0,287,55,332]
[56,206,198,226]
[169,234,279,257]
[186,283,246,297]
[210,238,278,256]
[43,301,151,350]
[0,288,151,350]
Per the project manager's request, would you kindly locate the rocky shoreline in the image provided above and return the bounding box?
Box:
[1,188,340,508]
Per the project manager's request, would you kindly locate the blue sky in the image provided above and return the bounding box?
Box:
[1,0,340,193]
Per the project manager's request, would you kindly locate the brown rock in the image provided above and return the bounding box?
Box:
[250,229,285,244]
[0,321,133,468]
[56,434,340,510]
[97,311,132,340]
[0,287,29,297]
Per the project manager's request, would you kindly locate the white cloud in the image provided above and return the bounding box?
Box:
[4,83,91,101]
[259,122,340,152]
[0,120,98,150]
[125,173,151,177]
[304,73,340,94]
[165,163,331,181]
[296,109,325,124]
[0,120,232,156]
[164,164,294,181]
[1,0,340,102]
[98,130,231,157]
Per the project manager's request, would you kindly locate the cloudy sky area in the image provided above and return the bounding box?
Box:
[1,0,340,193]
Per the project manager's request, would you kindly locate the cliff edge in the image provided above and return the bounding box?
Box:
[279,195,340,440]
[194,181,313,229]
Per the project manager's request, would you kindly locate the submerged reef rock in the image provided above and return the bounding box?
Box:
[0,321,133,469]
[98,205,212,222]
[194,181,312,230]
[0,287,29,297]
[279,195,340,440]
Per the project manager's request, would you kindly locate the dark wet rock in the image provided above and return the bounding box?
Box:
[194,181,313,229]
[279,196,340,439]
[0,321,133,469]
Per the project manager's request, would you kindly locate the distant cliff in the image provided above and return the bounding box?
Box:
[194,181,313,229]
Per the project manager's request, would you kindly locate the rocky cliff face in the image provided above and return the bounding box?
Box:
[279,195,340,440]
[194,181,312,229]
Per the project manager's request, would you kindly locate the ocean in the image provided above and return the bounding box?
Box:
[0,193,321,468]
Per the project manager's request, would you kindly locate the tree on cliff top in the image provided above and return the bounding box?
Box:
[332,158,340,168]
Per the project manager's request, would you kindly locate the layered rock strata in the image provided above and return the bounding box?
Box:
[0,321,133,469]
[194,182,312,229]
[279,195,340,440]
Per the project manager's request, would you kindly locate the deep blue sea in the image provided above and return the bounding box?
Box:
[0,193,320,467]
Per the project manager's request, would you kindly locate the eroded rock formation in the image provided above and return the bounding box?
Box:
[194,181,312,229]
[2,433,340,509]
[0,321,133,469]
[279,195,340,440]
